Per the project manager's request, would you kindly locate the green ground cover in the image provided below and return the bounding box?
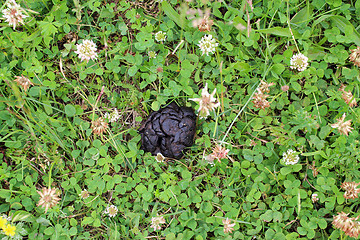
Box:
[1,0,360,239]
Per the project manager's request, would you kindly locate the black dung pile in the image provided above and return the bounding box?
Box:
[139,103,196,159]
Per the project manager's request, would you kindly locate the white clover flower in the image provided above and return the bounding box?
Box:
[282,149,299,165]
[104,108,121,123]
[155,153,165,163]
[74,39,98,62]
[104,205,118,217]
[311,193,319,203]
[290,53,309,72]
[198,35,219,56]
[148,51,157,59]
[79,189,89,199]
[190,83,220,119]
[150,216,166,231]
[2,0,28,30]
[155,31,166,42]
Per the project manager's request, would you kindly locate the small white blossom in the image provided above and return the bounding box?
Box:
[190,83,220,119]
[150,216,166,231]
[155,153,166,163]
[198,35,219,56]
[74,39,98,62]
[1,0,28,30]
[155,31,166,42]
[104,205,118,217]
[290,53,309,72]
[79,189,89,199]
[148,51,157,59]
[104,108,121,123]
[311,193,319,203]
[282,149,299,165]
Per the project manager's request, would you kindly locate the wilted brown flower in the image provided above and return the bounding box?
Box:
[333,212,360,238]
[189,8,213,32]
[349,46,360,67]
[222,218,236,234]
[252,88,270,110]
[205,144,231,165]
[197,15,213,32]
[91,117,108,135]
[14,75,33,92]
[339,84,357,107]
[258,80,275,93]
[2,0,28,30]
[341,181,360,199]
[309,161,318,177]
[37,187,61,213]
[331,113,353,136]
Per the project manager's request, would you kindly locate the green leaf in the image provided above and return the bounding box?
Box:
[280,166,292,175]
[65,104,76,117]
[291,6,313,25]
[202,190,213,201]
[272,63,285,74]
[12,210,35,222]
[256,27,300,38]
[128,65,138,77]
[162,2,189,30]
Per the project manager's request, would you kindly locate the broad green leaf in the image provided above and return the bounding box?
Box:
[256,27,300,38]
[162,2,189,30]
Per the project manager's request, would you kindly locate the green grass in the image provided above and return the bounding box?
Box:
[1,0,360,239]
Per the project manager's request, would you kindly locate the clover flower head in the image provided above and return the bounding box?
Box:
[349,46,360,67]
[282,149,299,165]
[2,0,28,30]
[190,83,220,119]
[91,117,108,135]
[37,187,61,213]
[281,85,290,92]
[222,218,236,234]
[258,80,275,93]
[148,51,157,59]
[150,216,166,231]
[190,9,213,32]
[155,31,166,42]
[104,108,121,123]
[105,205,118,217]
[79,189,90,199]
[311,193,319,203]
[339,84,357,107]
[3,224,16,237]
[341,181,360,199]
[74,39,98,62]
[252,88,270,110]
[205,144,230,165]
[198,34,219,56]
[333,212,360,239]
[14,75,33,92]
[155,153,166,163]
[331,113,353,136]
[290,53,309,72]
